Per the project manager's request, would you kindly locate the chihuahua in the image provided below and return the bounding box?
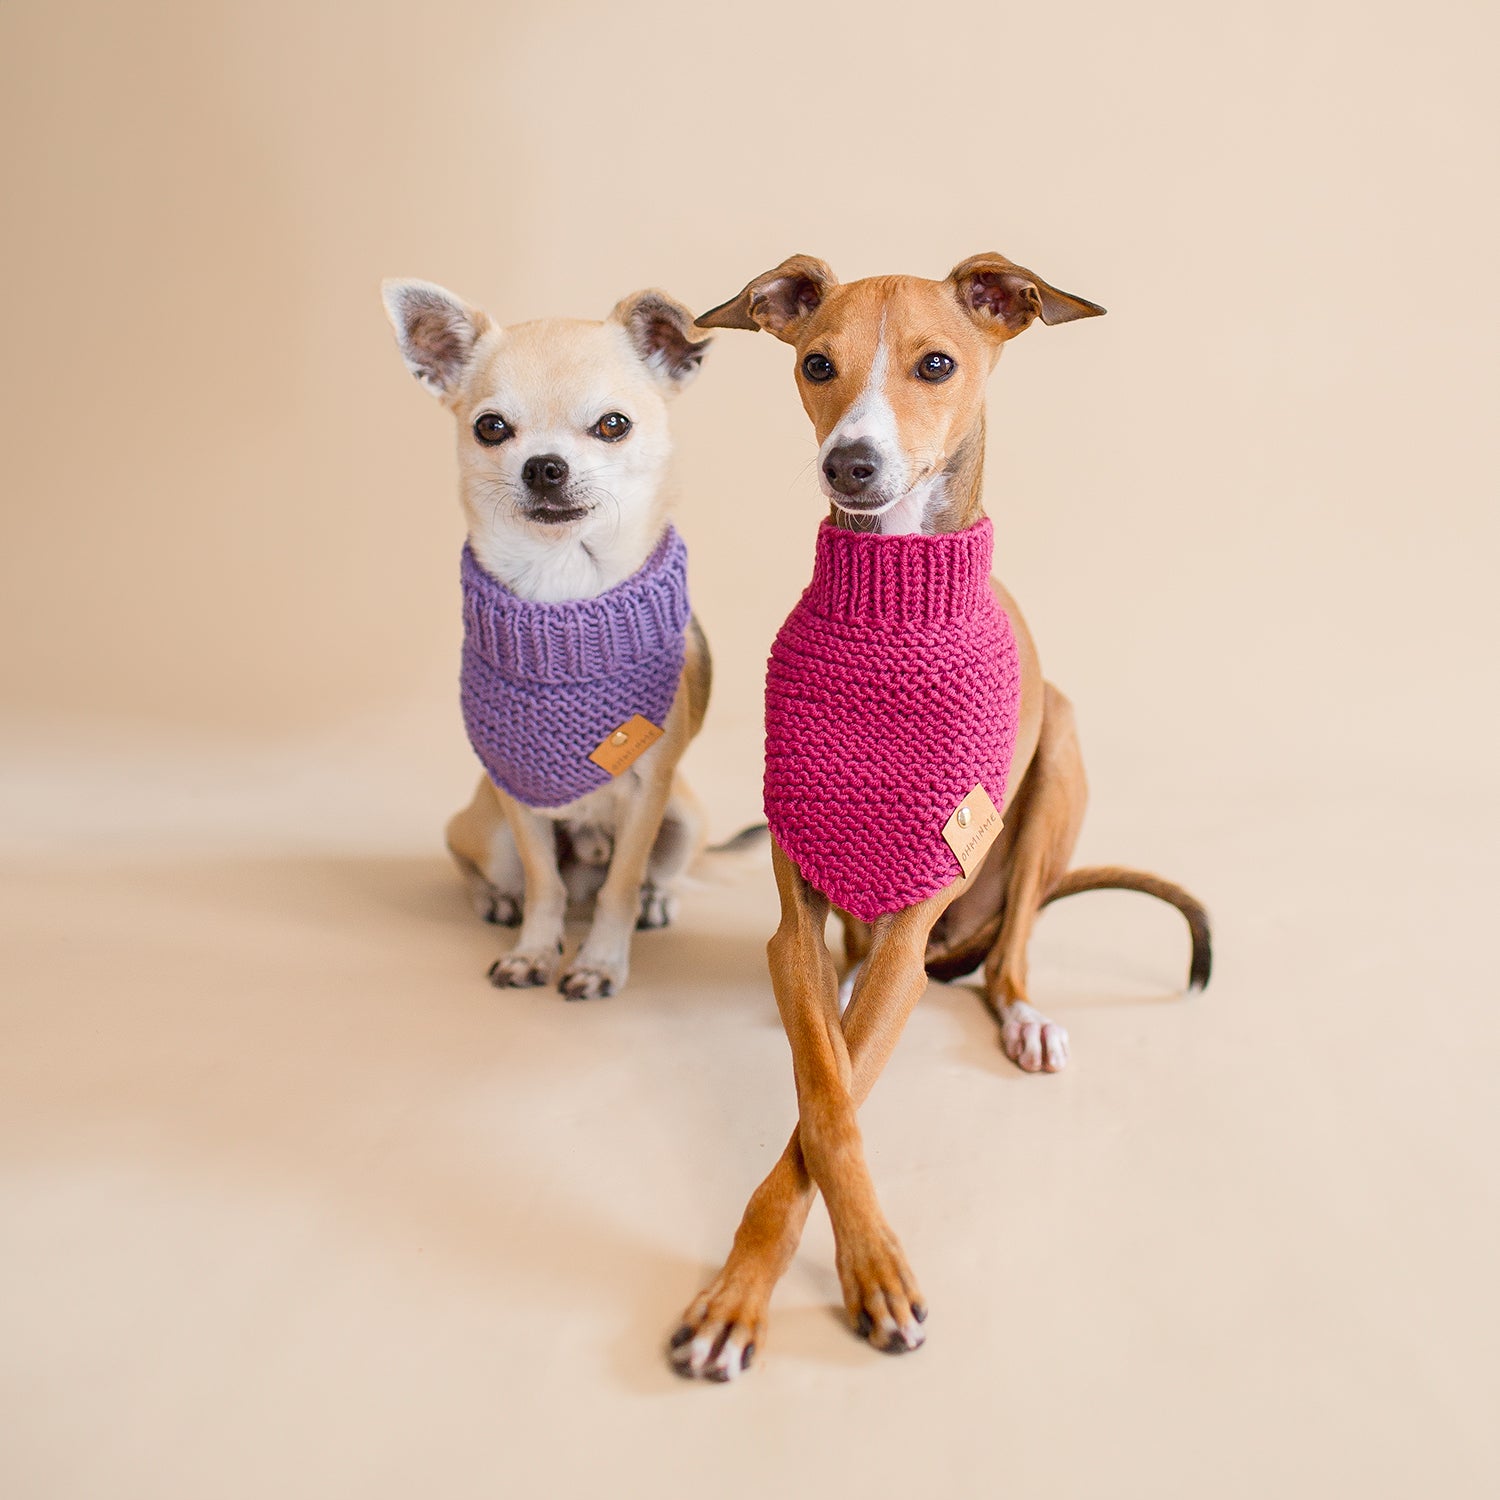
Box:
[383,280,712,999]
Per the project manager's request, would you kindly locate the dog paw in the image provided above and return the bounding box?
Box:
[837,1227,927,1355]
[999,1001,1069,1073]
[478,892,522,927]
[487,948,558,988]
[635,885,675,930]
[557,961,620,1001]
[668,1271,767,1382]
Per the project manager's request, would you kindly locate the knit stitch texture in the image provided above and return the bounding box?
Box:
[764,517,1020,921]
[460,527,689,809]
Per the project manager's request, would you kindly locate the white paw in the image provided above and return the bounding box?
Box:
[477,891,521,926]
[635,885,675,930]
[669,1319,756,1382]
[999,1001,1069,1073]
[487,946,559,988]
[558,960,623,1000]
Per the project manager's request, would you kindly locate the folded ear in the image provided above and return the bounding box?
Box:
[694,255,838,343]
[381,278,491,399]
[609,289,713,390]
[948,253,1105,340]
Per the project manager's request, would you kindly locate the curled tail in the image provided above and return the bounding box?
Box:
[923,865,1212,991]
[1040,866,1212,991]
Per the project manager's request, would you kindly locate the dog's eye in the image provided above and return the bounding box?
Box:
[916,352,955,383]
[592,412,632,442]
[473,413,512,445]
[802,353,836,383]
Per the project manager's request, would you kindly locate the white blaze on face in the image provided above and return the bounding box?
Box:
[816,315,911,508]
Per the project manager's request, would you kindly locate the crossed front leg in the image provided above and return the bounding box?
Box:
[671,842,959,1380]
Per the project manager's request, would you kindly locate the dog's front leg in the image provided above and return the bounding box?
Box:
[487,797,567,989]
[671,845,954,1379]
[557,760,675,1000]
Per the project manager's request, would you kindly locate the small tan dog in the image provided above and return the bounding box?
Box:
[669,252,1210,1379]
[383,280,712,999]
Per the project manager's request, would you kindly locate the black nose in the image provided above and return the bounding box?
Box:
[522,453,570,492]
[823,440,881,497]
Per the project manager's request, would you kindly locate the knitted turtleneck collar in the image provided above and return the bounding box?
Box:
[764,516,1022,921]
[804,515,997,625]
[460,527,690,809]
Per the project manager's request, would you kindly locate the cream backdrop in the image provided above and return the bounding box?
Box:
[2,2,1497,1497]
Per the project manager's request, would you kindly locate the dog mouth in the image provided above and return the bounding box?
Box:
[829,495,891,514]
[522,500,591,526]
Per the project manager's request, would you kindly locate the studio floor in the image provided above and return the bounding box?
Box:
[1,727,1495,1500]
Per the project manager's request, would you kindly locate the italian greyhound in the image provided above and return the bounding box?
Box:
[669,252,1210,1379]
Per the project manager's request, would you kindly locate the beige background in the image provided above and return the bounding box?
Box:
[2,1,1497,1496]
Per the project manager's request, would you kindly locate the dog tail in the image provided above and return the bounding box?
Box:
[1042,866,1212,991]
[706,822,771,855]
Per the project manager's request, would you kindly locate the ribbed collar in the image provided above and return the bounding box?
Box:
[803,517,994,625]
[461,526,690,685]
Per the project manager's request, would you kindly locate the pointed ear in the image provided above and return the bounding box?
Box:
[948,252,1105,340]
[381,278,491,399]
[694,255,838,343]
[609,289,713,390]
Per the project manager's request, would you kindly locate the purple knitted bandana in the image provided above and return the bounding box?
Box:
[460,527,690,809]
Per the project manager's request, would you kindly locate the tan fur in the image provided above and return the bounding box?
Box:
[382,279,714,999]
[446,622,712,996]
[673,255,1208,1379]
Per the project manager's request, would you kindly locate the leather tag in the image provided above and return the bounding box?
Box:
[942,783,1003,878]
[587,714,665,776]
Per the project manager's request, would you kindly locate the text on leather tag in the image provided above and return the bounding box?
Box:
[942,782,1003,878]
[588,714,665,776]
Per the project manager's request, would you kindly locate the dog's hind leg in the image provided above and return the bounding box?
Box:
[982,683,1088,1072]
[446,776,525,926]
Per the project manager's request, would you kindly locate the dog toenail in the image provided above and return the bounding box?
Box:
[912,1303,928,1324]
[669,1325,693,1349]
[856,1310,873,1338]
[741,1342,755,1369]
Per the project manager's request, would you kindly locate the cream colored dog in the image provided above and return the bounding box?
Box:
[383,280,713,998]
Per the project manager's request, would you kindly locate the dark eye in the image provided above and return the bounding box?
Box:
[917,352,955,383]
[473,413,512,445]
[592,411,632,441]
[802,352,836,383]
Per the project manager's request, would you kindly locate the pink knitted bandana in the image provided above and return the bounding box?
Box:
[764,517,1021,922]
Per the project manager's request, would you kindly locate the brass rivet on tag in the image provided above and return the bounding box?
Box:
[610,730,629,746]
[956,806,971,828]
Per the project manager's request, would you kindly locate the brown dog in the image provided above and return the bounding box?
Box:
[668,252,1210,1380]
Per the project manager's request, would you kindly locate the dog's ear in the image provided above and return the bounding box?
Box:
[948,253,1105,340]
[609,290,713,391]
[381,279,491,399]
[694,255,839,343]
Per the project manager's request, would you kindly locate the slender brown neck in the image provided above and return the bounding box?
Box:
[927,413,987,533]
[826,411,988,536]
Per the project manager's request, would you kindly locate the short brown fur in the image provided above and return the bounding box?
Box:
[671,253,1208,1379]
